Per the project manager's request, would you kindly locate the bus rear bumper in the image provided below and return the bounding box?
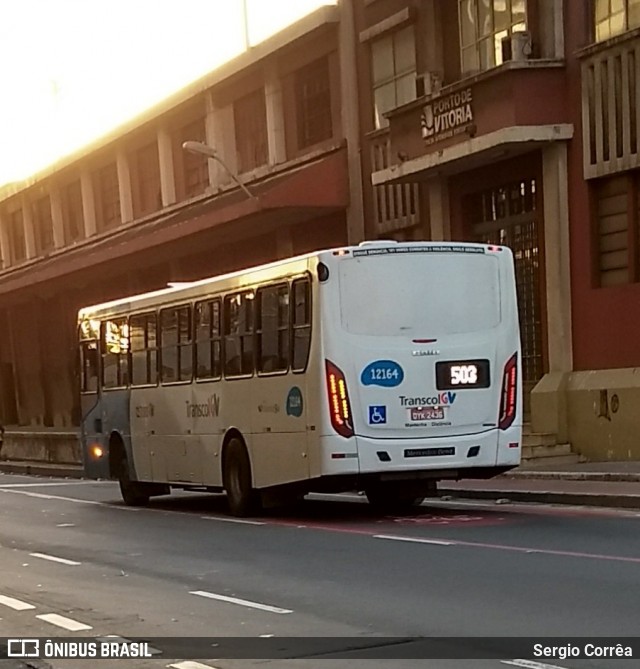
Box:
[319,426,521,478]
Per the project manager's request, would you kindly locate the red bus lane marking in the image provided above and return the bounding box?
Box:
[387,513,508,527]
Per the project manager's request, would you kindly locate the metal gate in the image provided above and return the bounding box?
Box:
[466,178,544,417]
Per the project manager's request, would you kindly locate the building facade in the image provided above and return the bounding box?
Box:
[361,0,640,459]
[1,1,639,462]
[0,7,359,442]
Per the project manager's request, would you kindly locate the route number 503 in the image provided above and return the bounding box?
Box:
[450,364,478,385]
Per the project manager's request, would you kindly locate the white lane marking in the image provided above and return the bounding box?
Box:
[502,660,569,669]
[0,481,100,488]
[0,489,138,510]
[30,552,81,566]
[190,590,293,614]
[200,516,265,526]
[169,662,220,669]
[57,523,75,527]
[36,613,93,631]
[0,594,36,610]
[374,534,453,546]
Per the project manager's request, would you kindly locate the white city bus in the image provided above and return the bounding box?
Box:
[79,241,521,515]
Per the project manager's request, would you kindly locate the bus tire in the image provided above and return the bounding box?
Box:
[223,438,260,517]
[364,483,424,514]
[118,455,150,507]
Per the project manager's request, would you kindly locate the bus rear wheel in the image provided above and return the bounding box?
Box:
[223,438,260,517]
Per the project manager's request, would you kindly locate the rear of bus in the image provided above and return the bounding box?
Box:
[317,241,521,497]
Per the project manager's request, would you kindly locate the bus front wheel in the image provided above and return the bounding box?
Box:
[223,438,260,517]
[118,456,150,507]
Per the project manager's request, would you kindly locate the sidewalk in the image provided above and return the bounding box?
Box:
[439,461,640,509]
[1,459,639,510]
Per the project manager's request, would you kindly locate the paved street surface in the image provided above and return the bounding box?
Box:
[1,473,639,669]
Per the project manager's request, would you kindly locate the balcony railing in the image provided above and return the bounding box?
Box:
[368,129,420,234]
[581,31,640,179]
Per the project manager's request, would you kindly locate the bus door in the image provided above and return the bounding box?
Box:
[250,281,310,488]
[79,328,106,478]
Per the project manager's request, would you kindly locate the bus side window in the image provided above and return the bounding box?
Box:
[130,312,158,386]
[160,306,192,383]
[292,278,311,372]
[80,340,99,393]
[102,318,129,389]
[257,284,289,374]
[195,299,222,380]
[224,292,254,377]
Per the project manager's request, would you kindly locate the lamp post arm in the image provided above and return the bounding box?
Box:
[181,141,257,201]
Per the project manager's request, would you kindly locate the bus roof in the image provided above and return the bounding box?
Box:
[78,240,508,319]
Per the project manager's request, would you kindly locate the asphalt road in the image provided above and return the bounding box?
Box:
[1,472,639,669]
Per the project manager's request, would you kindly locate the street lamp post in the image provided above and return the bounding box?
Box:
[181,141,257,201]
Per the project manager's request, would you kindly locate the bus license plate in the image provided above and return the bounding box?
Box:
[410,406,444,421]
[404,447,455,458]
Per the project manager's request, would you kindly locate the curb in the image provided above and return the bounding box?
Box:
[438,487,640,509]
[502,471,640,482]
[0,461,84,479]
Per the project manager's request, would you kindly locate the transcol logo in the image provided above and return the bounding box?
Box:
[186,394,220,418]
[399,392,456,407]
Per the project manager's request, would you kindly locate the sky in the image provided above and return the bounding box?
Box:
[0,0,337,187]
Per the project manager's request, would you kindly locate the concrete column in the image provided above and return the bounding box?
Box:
[116,150,134,223]
[80,169,97,237]
[339,0,365,243]
[158,126,177,207]
[542,142,573,373]
[205,94,220,189]
[0,210,10,268]
[265,65,287,166]
[210,104,238,187]
[49,186,65,248]
[427,177,451,240]
[21,197,36,259]
[530,142,573,442]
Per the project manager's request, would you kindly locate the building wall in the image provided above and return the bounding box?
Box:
[0,11,350,430]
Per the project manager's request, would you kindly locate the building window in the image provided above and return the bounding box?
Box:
[595,0,640,41]
[295,57,333,149]
[7,209,26,264]
[224,291,255,377]
[94,162,121,232]
[130,312,158,386]
[458,0,527,74]
[133,142,161,217]
[179,118,209,198]
[371,26,417,129]
[160,305,193,383]
[234,89,268,173]
[256,284,289,374]
[61,180,83,243]
[195,299,222,380]
[594,172,640,286]
[33,195,54,254]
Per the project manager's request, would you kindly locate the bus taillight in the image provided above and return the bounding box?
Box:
[325,360,354,438]
[498,353,518,430]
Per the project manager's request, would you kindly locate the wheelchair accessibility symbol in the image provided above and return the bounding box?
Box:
[368,405,387,424]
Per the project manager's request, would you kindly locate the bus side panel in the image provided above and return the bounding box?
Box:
[80,392,109,479]
[100,389,137,478]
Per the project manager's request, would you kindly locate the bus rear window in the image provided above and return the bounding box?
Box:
[339,253,501,336]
